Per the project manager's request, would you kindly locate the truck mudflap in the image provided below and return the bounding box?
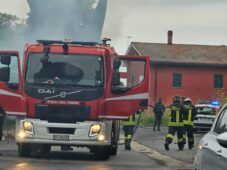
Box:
[16,119,112,146]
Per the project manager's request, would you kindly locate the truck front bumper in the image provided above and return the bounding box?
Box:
[16,119,112,147]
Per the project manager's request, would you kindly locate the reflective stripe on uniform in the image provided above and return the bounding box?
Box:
[169,122,183,126]
[176,110,179,124]
[188,138,194,142]
[184,109,193,125]
[123,114,136,126]
[167,134,173,139]
[178,138,184,143]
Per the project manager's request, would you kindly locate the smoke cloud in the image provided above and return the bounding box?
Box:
[0,0,107,52]
[26,0,107,43]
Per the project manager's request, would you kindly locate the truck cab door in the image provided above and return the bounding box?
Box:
[0,52,25,117]
[100,55,150,119]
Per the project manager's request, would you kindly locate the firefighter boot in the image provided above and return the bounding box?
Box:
[164,142,169,151]
[189,142,194,149]
[125,139,131,150]
[178,143,184,151]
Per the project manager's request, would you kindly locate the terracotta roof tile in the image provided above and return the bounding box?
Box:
[131,42,227,66]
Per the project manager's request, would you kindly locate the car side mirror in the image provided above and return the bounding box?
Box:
[112,71,120,86]
[1,56,11,65]
[217,132,227,148]
[0,67,10,83]
[113,60,121,70]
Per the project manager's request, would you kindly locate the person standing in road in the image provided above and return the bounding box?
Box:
[123,113,137,150]
[183,97,197,149]
[0,113,5,156]
[153,98,165,131]
[164,96,185,151]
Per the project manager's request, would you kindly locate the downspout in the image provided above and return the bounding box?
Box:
[154,64,158,104]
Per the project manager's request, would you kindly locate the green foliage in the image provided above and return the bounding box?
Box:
[140,109,170,127]
[0,12,26,48]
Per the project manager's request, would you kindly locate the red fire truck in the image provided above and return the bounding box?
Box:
[0,40,150,160]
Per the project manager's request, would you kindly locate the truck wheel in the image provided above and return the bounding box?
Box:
[110,120,120,156]
[110,130,118,156]
[0,112,5,141]
[94,146,110,160]
[18,143,31,157]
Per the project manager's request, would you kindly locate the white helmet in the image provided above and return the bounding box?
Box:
[184,97,192,102]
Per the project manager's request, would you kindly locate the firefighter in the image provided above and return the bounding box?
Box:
[123,112,139,150]
[153,98,165,131]
[164,96,185,151]
[183,97,197,149]
[0,113,5,156]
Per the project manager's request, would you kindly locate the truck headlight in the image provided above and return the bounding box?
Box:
[89,124,101,136]
[23,121,34,135]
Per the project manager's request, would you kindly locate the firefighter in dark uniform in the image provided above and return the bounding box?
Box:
[0,113,5,156]
[164,96,185,151]
[153,98,165,131]
[123,113,137,150]
[183,97,197,149]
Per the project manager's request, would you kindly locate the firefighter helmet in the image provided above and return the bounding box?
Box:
[184,97,192,102]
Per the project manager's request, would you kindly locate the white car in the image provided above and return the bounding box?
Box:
[194,104,227,170]
[193,102,219,132]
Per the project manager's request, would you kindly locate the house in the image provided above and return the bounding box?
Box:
[126,31,227,105]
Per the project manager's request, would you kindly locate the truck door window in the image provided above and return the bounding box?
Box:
[0,56,19,83]
[118,60,145,89]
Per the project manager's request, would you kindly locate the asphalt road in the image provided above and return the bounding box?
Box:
[0,127,203,170]
[134,127,204,164]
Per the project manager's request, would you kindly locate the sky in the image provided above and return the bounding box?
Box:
[0,0,227,54]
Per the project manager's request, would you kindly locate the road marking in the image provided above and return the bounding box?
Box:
[131,141,193,169]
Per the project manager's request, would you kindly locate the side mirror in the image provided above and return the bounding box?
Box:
[0,67,10,83]
[112,71,120,86]
[113,60,121,70]
[1,56,11,65]
[217,132,227,148]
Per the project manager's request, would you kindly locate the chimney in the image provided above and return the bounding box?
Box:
[167,30,173,45]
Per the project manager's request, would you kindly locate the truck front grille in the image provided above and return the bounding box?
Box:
[35,104,91,123]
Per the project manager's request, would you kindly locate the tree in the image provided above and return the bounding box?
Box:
[0,12,25,49]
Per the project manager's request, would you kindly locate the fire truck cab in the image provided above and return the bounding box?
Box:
[0,40,150,160]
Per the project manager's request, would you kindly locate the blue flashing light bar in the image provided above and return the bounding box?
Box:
[211,100,220,107]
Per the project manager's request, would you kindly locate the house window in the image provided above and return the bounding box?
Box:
[214,74,223,88]
[173,73,182,88]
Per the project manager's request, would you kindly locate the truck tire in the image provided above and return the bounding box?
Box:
[110,130,118,155]
[94,146,110,160]
[0,112,5,141]
[18,143,31,157]
[110,120,120,156]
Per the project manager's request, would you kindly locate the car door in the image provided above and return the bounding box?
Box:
[100,55,150,119]
[0,52,25,117]
[199,106,227,170]
[199,133,224,170]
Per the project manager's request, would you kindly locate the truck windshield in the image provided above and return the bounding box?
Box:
[26,53,104,87]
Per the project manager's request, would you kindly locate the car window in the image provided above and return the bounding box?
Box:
[214,107,227,134]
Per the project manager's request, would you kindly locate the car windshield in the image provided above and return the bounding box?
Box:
[215,108,227,134]
[196,106,215,115]
[26,53,104,87]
